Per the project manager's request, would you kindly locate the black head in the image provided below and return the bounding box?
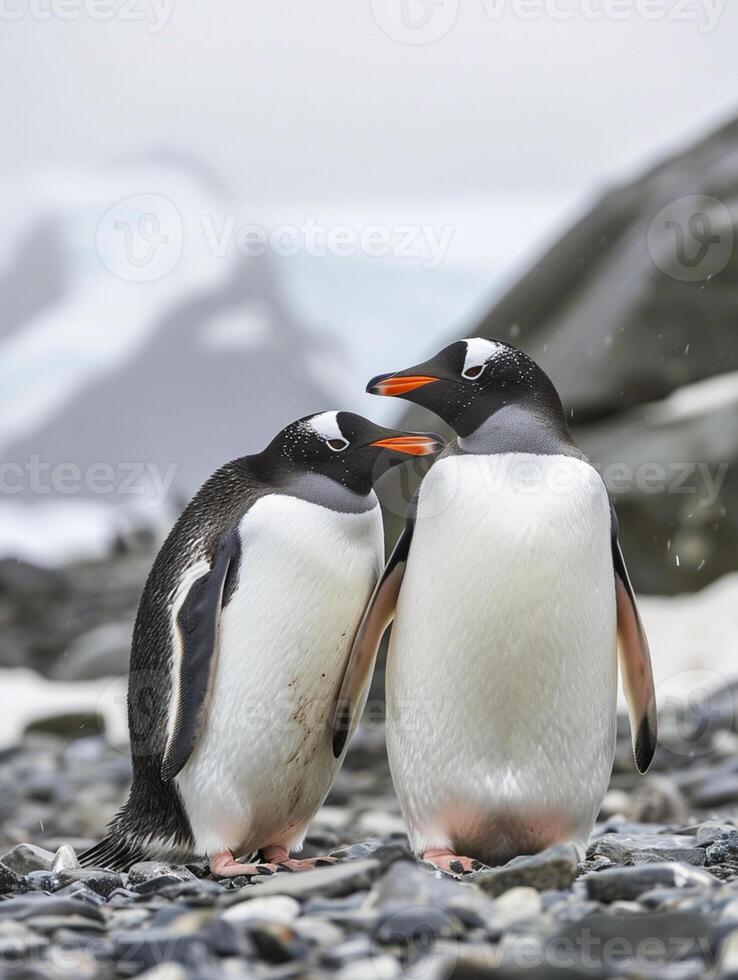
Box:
[258,411,444,495]
[367,338,570,441]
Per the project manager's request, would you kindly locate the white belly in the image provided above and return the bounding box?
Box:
[386,453,617,864]
[177,494,383,856]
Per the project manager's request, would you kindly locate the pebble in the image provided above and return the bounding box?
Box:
[50,844,80,873]
[474,844,579,896]
[1,691,738,978]
[587,833,707,866]
[0,843,56,874]
[492,886,543,928]
[583,862,720,903]
[222,895,301,924]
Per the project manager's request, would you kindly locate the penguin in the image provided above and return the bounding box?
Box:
[332,340,657,873]
[81,412,442,877]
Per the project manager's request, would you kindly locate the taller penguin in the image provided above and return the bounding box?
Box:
[333,340,656,873]
[82,412,442,877]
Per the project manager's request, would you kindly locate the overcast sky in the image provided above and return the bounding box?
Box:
[2,1,737,200]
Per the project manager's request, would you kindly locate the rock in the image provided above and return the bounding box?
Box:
[627,777,690,824]
[376,905,464,949]
[0,920,49,960]
[399,115,738,594]
[131,874,199,895]
[337,955,401,980]
[114,929,216,971]
[320,934,373,966]
[0,894,105,923]
[222,895,301,924]
[136,966,189,980]
[52,621,132,680]
[555,910,713,976]
[695,774,738,808]
[492,887,543,929]
[598,789,631,820]
[587,834,706,867]
[583,862,719,903]
[24,711,106,740]
[224,858,380,903]
[53,867,124,898]
[330,840,385,862]
[355,811,407,837]
[715,930,738,980]
[127,862,197,886]
[245,921,306,963]
[705,833,738,867]
[0,843,55,875]
[0,861,28,896]
[696,821,738,846]
[474,845,579,897]
[293,915,344,947]
[50,844,80,872]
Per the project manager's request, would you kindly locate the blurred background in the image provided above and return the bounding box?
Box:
[1,2,738,847]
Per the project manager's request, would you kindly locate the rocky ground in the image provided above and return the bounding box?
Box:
[0,690,737,980]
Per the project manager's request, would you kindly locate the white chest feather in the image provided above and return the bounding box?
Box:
[386,453,618,860]
[176,493,383,854]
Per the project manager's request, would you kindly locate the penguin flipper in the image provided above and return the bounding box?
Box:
[161,528,241,782]
[332,507,416,758]
[611,509,657,774]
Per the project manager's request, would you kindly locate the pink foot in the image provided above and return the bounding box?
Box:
[210,850,279,878]
[262,845,337,872]
[422,848,482,875]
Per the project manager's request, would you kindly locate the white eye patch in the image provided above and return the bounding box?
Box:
[461,338,502,378]
[304,411,348,449]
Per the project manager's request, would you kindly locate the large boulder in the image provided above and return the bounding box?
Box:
[398,115,738,593]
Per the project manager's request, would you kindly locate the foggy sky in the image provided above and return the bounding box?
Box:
[2,1,737,199]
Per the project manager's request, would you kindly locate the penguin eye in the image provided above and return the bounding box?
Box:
[462,363,485,380]
[327,438,349,452]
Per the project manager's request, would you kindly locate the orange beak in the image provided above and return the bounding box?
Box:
[367,374,439,397]
[370,435,442,456]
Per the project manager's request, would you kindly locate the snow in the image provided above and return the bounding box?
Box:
[0,669,128,748]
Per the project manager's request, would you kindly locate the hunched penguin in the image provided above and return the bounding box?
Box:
[332,340,657,873]
[81,412,442,876]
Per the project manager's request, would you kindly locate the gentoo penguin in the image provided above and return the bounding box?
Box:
[333,340,656,873]
[81,412,442,877]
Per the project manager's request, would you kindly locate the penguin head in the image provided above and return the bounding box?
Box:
[265,411,444,494]
[366,338,567,438]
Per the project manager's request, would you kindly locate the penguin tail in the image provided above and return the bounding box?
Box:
[78,834,150,872]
